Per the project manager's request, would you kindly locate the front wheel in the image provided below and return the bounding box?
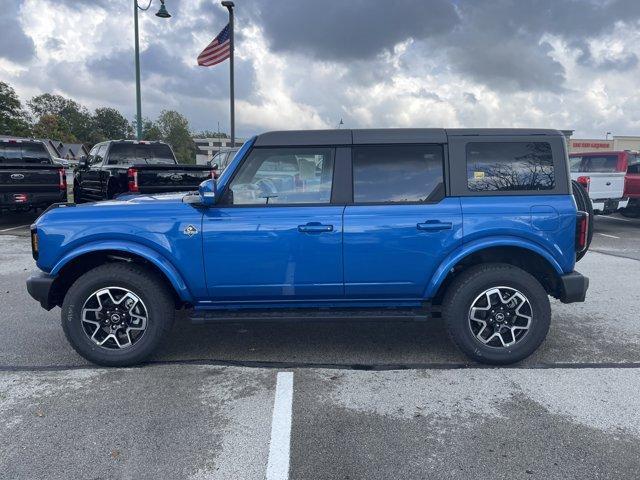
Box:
[442,263,551,365]
[61,263,175,366]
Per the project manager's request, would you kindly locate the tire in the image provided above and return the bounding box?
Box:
[571,180,593,262]
[442,263,551,365]
[61,263,175,366]
[620,199,640,218]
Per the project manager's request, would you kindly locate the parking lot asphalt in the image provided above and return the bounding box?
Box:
[1,211,640,479]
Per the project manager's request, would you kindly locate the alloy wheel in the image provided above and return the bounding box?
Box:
[468,286,532,348]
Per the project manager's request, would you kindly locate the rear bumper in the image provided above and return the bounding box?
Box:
[1,191,67,209]
[558,271,589,304]
[26,271,56,310]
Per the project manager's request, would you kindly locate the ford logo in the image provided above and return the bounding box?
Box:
[10,174,25,180]
[170,173,183,181]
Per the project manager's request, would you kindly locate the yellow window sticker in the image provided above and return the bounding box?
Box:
[473,171,485,179]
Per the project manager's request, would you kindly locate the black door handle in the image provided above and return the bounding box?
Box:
[298,222,334,233]
[417,221,453,231]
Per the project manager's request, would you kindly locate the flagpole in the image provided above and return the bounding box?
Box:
[222,1,235,146]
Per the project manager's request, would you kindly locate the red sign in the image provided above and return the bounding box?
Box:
[571,142,611,149]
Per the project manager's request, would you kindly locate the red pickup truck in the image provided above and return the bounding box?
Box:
[622,153,640,217]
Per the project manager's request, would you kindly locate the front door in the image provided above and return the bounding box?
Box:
[202,146,344,302]
[343,144,463,299]
[78,144,107,201]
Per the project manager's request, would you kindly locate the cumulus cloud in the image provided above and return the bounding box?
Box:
[1,0,640,137]
[0,2,36,62]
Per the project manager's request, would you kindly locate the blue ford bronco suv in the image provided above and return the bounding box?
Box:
[26,129,590,366]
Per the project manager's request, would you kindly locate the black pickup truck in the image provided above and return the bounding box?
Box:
[73,140,213,202]
[0,139,67,213]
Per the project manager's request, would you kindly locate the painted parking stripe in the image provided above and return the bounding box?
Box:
[597,215,631,223]
[266,372,294,480]
[597,233,620,239]
[0,224,30,232]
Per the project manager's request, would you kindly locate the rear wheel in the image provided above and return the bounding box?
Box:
[620,199,640,218]
[442,263,551,365]
[61,263,175,366]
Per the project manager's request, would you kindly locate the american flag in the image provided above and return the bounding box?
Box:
[197,24,231,67]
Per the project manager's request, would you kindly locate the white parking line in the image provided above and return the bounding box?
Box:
[597,215,631,223]
[266,372,294,480]
[597,233,620,239]
[0,224,30,232]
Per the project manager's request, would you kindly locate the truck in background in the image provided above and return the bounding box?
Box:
[569,151,633,215]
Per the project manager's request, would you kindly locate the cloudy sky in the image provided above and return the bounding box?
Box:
[2,0,640,138]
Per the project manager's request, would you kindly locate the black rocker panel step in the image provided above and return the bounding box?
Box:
[189,307,434,324]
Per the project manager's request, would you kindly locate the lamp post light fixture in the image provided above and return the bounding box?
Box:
[134,0,171,140]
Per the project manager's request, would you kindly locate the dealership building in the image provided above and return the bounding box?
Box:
[568,135,640,154]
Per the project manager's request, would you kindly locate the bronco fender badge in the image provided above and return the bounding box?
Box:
[183,225,198,237]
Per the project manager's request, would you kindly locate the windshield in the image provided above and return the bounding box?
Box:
[0,142,52,164]
[569,154,619,173]
[107,143,176,165]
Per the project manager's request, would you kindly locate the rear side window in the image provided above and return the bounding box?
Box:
[0,142,51,164]
[107,143,176,165]
[569,154,620,173]
[466,142,554,192]
[352,145,444,203]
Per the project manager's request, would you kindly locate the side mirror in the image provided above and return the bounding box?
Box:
[198,178,217,206]
[79,156,88,168]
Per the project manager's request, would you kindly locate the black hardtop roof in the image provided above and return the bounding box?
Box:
[254,128,565,147]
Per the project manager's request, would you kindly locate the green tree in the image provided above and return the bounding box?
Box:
[156,110,195,164]
[92,107,133,142]
[28,93,93,143]
[137,117,163,141]
[32,114,76,143]
[0,81,31,136]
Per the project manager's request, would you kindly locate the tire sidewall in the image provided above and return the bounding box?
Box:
[445,267,551,365]
[62,266,172,366]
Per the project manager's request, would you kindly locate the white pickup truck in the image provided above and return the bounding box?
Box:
[569,151,630,214]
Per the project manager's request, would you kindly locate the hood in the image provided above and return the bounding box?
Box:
[77,191,189,207]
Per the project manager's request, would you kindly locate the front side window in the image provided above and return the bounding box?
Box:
[226,147,334,205]
[467,142,554,192]
[90,145,106,165]
[352,145,444,203]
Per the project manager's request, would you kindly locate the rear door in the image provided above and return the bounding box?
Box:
[202,146,347,302]
[625,154,640,197]
[343,143,463,299]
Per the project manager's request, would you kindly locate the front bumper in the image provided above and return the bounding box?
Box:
[558,271,589,304]
[26,271,56,310]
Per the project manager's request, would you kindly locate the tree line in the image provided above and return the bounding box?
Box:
[0,81,224,164]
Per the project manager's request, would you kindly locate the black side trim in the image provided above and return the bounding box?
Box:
[331,147,352,204]
[26,271,56,310]
[559,271,589,304]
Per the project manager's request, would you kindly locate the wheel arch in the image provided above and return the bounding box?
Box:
[49,241,193,308]
[426,238,564,303]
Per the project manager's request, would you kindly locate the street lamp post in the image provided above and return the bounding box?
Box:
[221,1,235,146]
[133,0,171,140]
